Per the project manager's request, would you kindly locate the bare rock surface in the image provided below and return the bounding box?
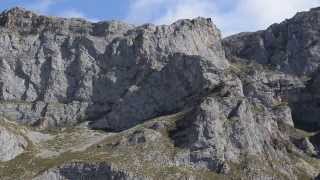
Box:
[0,7,228,131]
[0,119,27,162]
[33,163,146,180]
[223,7,320,131]
[1,6,320,180]
[223,7,320,76]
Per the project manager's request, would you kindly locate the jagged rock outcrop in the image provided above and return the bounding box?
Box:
[223,7,320,131]
[0,6,320,180]
[310,133,320,155]
[0,121,28,161]
[169,72,301,179]
[33,163,146,180]
[223,7,320,76]
[0,7,228,130]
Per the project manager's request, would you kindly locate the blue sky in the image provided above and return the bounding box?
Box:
[0,0,319,36]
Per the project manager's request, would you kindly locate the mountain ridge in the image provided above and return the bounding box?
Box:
[0,6,319,180]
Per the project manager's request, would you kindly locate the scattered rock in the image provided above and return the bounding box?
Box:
[33,163,146,180]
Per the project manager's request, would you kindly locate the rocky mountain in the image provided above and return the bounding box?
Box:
[0,6,320,180]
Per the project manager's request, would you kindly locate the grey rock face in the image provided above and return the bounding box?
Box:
[1,6,320,180]
[223,7,320,131]
[223,7,320,76]
[0,7,228,130]
[33,163,146,180]
[91,53,223,131]
[170,73,298,178]
[299,137,317,156]
[0,122,28,161]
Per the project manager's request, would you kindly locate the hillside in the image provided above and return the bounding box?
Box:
[0,7,319,180]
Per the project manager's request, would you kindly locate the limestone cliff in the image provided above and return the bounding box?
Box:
[0,7,320,180]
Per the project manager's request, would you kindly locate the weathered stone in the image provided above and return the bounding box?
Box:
[0,122,28,161]
[310,133,320,155]
[0,7,228,131]
[223,7,320,76]
[33,163,147,180]
[223,7,320,131]
[0,6,320,180]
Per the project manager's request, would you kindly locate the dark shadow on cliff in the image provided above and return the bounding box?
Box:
[288,70,320,133]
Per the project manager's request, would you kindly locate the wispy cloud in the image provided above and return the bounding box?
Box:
[217,0,319,35]
[59,9,100,22]
[153,0,215,25]
[126,0,167,23]
[126,0,319,36]
[25,0,58,14]
[25,0,99,22]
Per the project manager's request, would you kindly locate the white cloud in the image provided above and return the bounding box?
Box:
[219,0,319,35]
[26,0,58,14]
[59,9,100,22]
[25,0,99,22]
[60,9,85,18]
[126,0,168,23]
[154,0,215,25]
[126,0,319,36]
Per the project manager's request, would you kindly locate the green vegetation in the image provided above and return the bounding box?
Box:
[0,110,224,180]
[272,101,289,109]
[1,110,320,180]
[278,122,315,139]
[251,103,265,113]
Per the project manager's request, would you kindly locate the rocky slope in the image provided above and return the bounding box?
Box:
[223,7,320,131]
[0,119,28,162]
[0,7,227,131]
[0,6,320,180]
